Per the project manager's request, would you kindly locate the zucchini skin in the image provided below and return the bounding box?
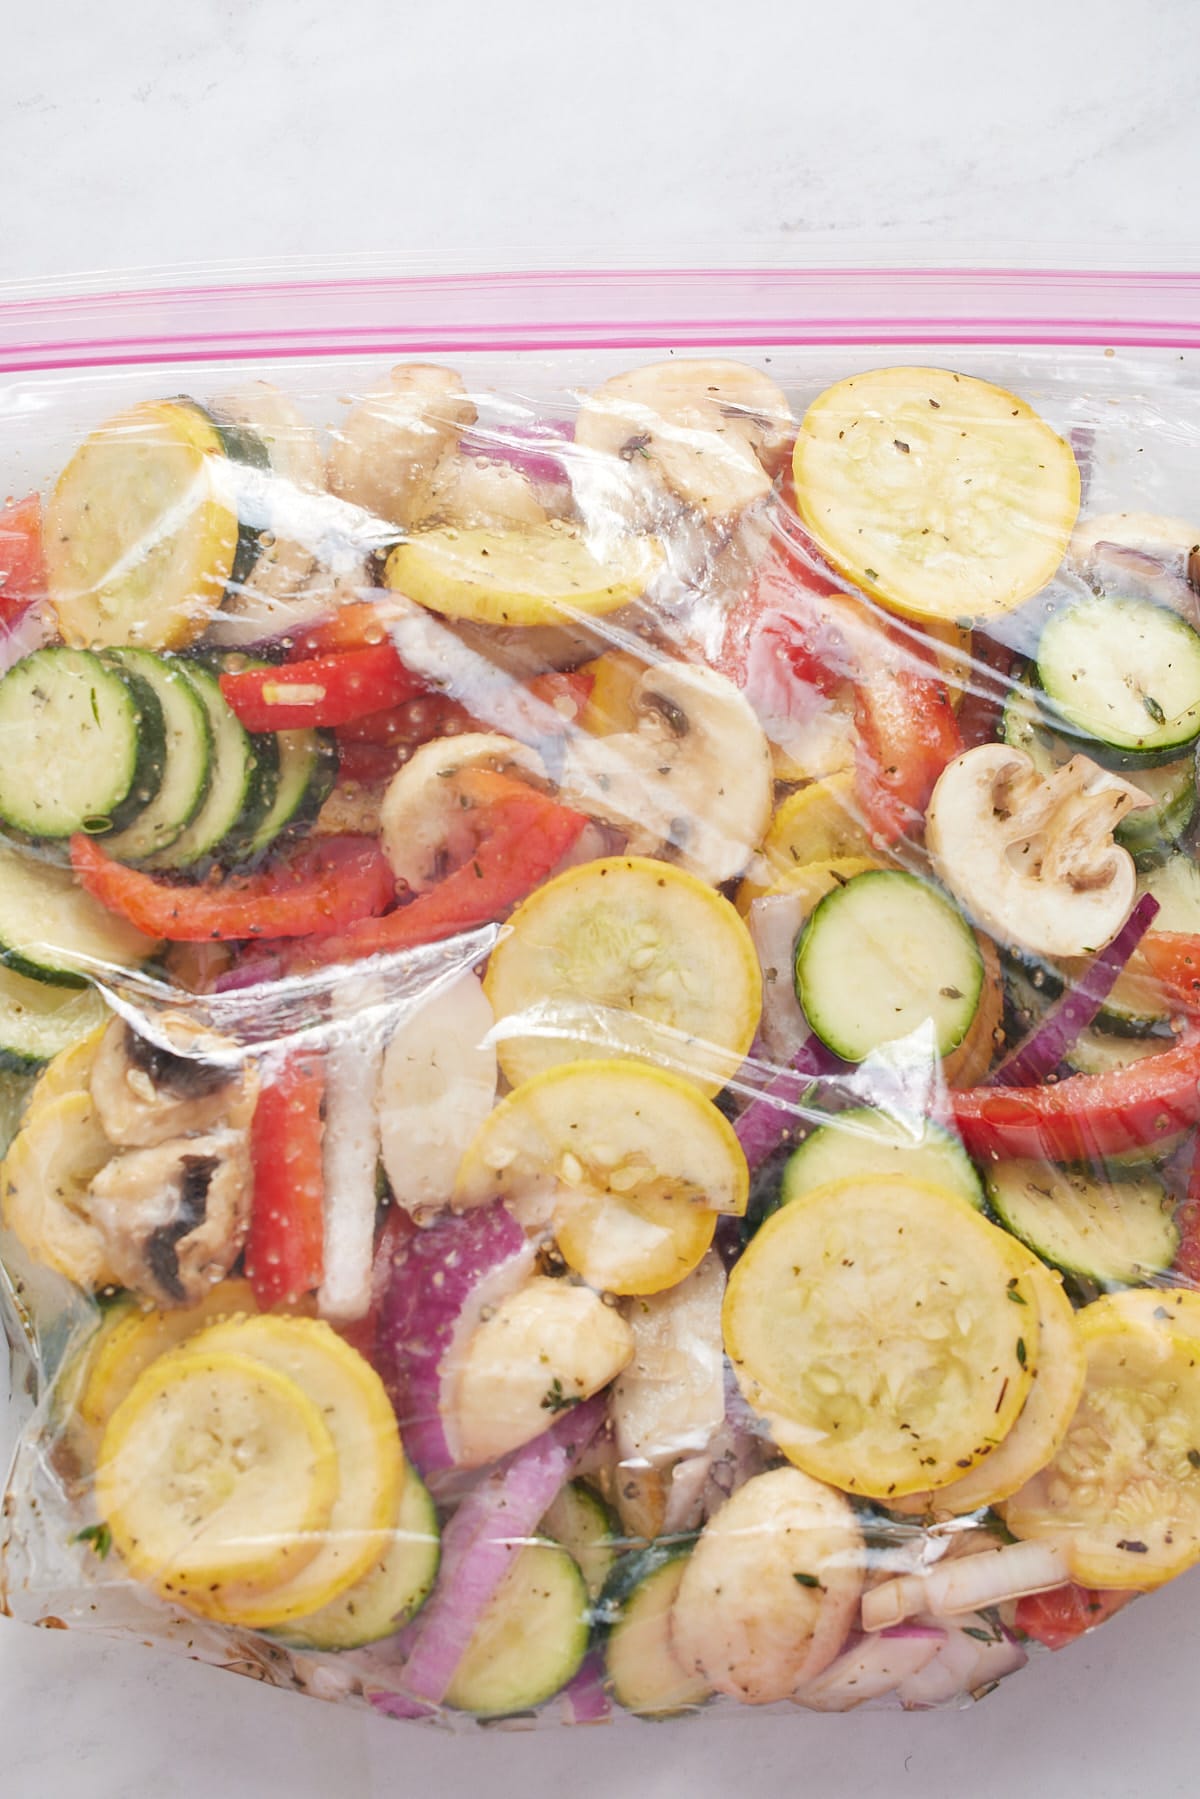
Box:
[179,398,271,593]
[0,649,166,841]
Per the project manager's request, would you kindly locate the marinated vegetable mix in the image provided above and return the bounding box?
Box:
[4,351,1200,1724]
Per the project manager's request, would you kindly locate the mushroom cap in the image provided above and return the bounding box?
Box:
[926,742,1150,959]
[575,359,794,520]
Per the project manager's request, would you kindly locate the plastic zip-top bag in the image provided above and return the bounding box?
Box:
[3,264,1200,1725]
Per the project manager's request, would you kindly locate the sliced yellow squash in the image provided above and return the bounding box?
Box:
[457,1058,744,1294]
[96,1348,338,1602]
[737,850,879,918]
[75,1278,262,1439]
[792,367,1080,623]
[1,1088,118,1288]
[552,1179,716,1297]
[891,1259,1085,1515]
[483,856,761,1096]
[384,521,662,628]
[723,1175,1039,1498]
[1004,1295,1200,1588]
[45,400,240,649]
[21,1022,107,1121]
[165,1315,403,1627]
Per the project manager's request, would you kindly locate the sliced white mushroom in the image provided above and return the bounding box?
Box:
[378,731,548,892]
[87,1129,252,1308]
[925,744,1152,959]
[574,360,794,522]
[671,1466,864,1704]
[561,661,772,886]
[90,1017,256,1149]
[214,380,325,490]
[378,971,498,1218]
[447,1275,633,1468]
[328,363,478,527]
[420,453,550,531]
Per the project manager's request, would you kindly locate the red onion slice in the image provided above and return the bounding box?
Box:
[369,1394,605,1719]
[989,893,1160,1088]
[378,1202,533,1478]
[734,1040,843,1169]
[562,1654,612,1724]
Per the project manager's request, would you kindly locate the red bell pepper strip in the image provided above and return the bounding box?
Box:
[70,833,396,942]
[337,693,474,747]
[0,494,46,628]
[334,740,410,785]
[220,644,428,732]
[1138,932,1200,1011]
[949,1031,1200,1163]
[525,668,595,725]
[852,638,962,844]
[245,1053,326,1309]
[338,672,594,752]
[288,599,408,659]
[719,513,961,843]
[954,631,1019,752]
[1171,1135,1200,1285]
[298,769,588,968]
[1015,1584,1135,1651]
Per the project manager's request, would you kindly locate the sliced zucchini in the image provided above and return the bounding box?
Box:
[793,869,983,1063]
[0,1069,35,1157]
[234,728,337,863]
[275,1464,440,1650]
[170,1314,404,1627]
[596,1542,710,1718]
[44,399,240,650]
[1115,758,1197,866]
[541,1480,619,1599]
[890,1259,1086,1517]
[1139,854,1200,932]
[1064,1026,1178,1080]
[96,1349,340,1602]
[791,367,1080,624]
[1037,594,1200,765]
[205,656,283,864]
[0,647,165,838]
[781,1107,984,1211]
[1005,944,1174,1042]
[482,856,762,1097]
[384,522,663,629]
[0,843,158,986]
[0,963,107,1070]
[100,650,213,861]
[189,400,271,591]
[1005,1296,1200,1587]
[987,1161,1178,1287]
[723,1174,1040,1497]
[445,1541,589,1717]
[146,664,260,870]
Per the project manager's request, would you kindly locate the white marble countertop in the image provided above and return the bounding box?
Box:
[4,2,1200,1793]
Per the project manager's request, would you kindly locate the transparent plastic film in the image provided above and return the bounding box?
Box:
[2,278,1200,1727]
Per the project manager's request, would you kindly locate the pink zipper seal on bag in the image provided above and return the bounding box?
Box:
[3,267,1200,371]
